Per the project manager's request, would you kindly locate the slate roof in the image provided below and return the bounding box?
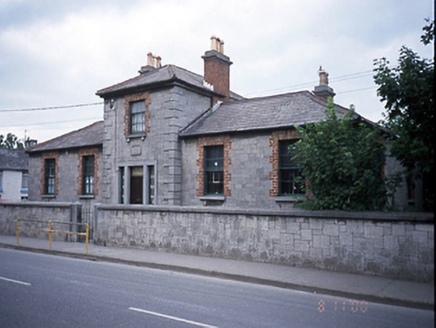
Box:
[96,64,243,100]
[27,121,104,153]
[0,148,28,171]
[180,91,360,137]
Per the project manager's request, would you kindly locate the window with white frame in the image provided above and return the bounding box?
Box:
[129,100,146,134]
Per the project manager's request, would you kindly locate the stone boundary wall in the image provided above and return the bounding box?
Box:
[95,205,434,282]
[0,202,80,241]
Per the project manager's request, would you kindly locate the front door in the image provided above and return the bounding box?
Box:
[130,166,143,204]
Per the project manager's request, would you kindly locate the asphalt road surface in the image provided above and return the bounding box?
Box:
[0,248,434,327]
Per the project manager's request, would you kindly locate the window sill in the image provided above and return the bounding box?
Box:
[79,195,95,199]
[199,195,226,205]
[42,195,56,199]
[274,195,306,202]
[126,133,147,142]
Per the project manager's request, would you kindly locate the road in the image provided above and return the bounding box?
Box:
[0,248,433,327]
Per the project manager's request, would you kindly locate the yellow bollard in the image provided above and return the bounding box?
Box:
[85,224,89,254]
[16,219,20,245]
[48,221,52,250]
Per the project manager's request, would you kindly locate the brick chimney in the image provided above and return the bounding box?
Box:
[139,52,162,74]
[313,66,335,100]
[202,36,232,103]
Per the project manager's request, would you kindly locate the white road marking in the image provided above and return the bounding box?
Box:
[0,276,31,286]
[128,307,218,328]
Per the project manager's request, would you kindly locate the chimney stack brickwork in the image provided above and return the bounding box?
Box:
[203,36,232,103]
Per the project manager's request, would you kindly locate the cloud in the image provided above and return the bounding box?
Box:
[0,0,433,142]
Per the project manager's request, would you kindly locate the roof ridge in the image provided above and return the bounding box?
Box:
[167,64,204,80]
[167,64,177,78]
[96,65,177,96]
[236,90,310,103]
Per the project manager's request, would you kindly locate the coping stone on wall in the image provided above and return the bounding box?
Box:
[0,201,79,208]
[95,204,434,222]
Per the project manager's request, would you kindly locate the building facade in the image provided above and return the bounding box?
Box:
[27,121,103,214]
[27,37,409,210]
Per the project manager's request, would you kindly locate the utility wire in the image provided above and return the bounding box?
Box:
[0,116,103,128]
[0,69,375,114]
[339,86,377,94]
[246,70,374,97]
[0,102,103,113]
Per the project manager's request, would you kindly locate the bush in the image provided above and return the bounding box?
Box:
[293,99,387,211]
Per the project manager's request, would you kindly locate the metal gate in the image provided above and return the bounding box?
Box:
[78,204,94,242]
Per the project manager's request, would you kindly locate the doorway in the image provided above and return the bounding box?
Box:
[130,166,143,204]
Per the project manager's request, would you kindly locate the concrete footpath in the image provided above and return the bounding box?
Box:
[0,234,433,310]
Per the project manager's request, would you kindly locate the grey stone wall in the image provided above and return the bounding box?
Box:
[101,86,211,206]
[95,205,434,282]
[181,131,297,210]
[181,131,413,210]
[28,148,103,205]
[28,153,43,201]
[0,202,80,241]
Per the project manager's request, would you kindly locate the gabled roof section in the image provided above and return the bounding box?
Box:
[96,64,243,100]
[27,121,104,153]
[0,148,28,171]
[180,91,363,137]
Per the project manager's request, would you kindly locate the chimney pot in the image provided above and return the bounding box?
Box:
[313,67,335,100]
[147,52,154,66]
[139,52,162,74]
[319,67,329,86]
[211,35,220,52]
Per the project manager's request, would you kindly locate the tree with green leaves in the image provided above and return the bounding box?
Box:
[293,99,386,211]
[373,19,434,211]
[0,133,24,149]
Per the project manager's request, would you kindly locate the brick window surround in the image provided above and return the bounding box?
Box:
[124,92,151,136]
[269,129,301,197]
[40,152,59,195]
[196,135,232,197]
[77,147,100,196]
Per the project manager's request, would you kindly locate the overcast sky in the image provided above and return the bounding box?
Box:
[0,0,433,144]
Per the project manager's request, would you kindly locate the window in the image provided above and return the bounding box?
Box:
[82,156,94,195]
[147,165,155,205]
[204,145,224,195]
[130,100,146,134]
[279,140,303,195]
[21,173,29,192]
[119,167,125,204]
[44,159,56,195]
[0,171,3,192]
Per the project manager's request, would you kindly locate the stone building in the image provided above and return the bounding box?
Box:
[26,36,407,210]
[0,148,29,202]
[27,121,103,210]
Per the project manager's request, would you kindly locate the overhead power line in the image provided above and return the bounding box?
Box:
[0,102,103,113]
[0,69,375,113]
[340,86,377,94]
[0,116,103,128]
[245,70,374,97]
